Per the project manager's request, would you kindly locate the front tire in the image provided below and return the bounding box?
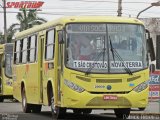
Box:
[50,90,66,119]
[55,106,66,119]
[114,108,130,119]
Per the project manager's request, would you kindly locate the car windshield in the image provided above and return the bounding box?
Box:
[65,23,148,74]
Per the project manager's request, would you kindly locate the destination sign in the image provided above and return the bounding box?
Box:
[66,24,143,34]
[66,24,106,33]
[73,60,143,69]
[108,24,126,33]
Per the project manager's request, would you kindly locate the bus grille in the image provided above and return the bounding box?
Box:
[86,97,131,106]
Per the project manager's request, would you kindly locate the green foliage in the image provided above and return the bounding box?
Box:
[7,9,47,43]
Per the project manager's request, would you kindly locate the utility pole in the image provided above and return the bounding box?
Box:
[117,0,122,16]
[3,0,7,43]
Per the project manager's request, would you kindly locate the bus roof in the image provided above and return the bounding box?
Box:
[15,16,144,39]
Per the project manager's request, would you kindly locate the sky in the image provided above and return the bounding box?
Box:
[0,0,160,33]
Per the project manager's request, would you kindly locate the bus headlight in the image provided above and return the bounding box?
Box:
[64,79,85,93]
[133,81,148,93]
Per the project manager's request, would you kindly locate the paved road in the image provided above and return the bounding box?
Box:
[0,100,160,120]
[0,100,117,120]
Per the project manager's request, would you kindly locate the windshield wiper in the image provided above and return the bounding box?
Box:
[109,37,133,75]
[85,48,106,75]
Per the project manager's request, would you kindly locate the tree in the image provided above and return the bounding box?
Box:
[7,9,47,42]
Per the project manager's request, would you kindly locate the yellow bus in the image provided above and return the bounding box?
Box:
[13,16,155,119]
[0,43,13,102]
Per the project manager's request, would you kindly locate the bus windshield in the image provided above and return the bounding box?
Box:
[65,23,148,74]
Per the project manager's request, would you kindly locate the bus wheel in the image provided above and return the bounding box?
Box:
[82,109,92,114]
[22,87,31,113]
[114,108,130,119]
[138,107,145,111]
[55,106,66,119]
[0,97,4,102]
[32,104,42,113]
[73,109,82,114]
[50,89,66,119]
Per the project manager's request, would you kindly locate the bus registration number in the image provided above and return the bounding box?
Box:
[103,95,118,100]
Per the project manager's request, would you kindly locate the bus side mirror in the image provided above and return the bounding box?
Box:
[149,64,155,73]
[156,35,160,69]
[58,31,64,44]
[147,38,155,61]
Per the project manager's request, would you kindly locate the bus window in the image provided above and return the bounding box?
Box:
[14,40,20,64]
[22,38,28,63]
[45,29,55,60]
[29,35,37,62]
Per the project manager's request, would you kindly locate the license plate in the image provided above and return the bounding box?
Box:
[103,95,118,100]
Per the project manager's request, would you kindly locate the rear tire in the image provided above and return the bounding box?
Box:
[0,97,4,102]
[114,108,130,119]
[32,104,42,113]
[82,109,92,114]
[73,109,82,114]
[21,87,32,113]
[138,107,145,111]
[73,109,92,114]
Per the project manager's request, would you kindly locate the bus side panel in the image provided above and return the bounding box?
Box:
[42,62,55,105]
[13,65,23,102]
[26,63,40,104]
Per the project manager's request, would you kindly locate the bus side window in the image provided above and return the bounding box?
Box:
[45,29,55,60]
[22,38,28,63]
[19,39,23,63]
[14,40,21,64]
[28,35,37,62]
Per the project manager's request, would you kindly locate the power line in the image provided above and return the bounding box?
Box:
[1,9,159,15]
[0,10,117,15]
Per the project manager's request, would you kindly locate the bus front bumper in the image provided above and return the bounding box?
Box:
[61,87,149,109]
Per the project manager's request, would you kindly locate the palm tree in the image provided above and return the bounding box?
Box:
[7,9,47,42]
